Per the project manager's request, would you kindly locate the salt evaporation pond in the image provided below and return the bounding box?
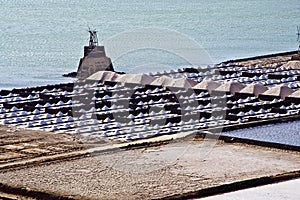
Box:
[221,120,300,146]
[202,179,300,200]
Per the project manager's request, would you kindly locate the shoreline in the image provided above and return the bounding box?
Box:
[64,50,299,80]
[2,50,298,90]
[222,50,298,64]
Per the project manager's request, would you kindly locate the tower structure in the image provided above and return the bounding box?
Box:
[77,29,114,79]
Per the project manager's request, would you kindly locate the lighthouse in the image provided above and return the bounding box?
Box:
[77,30,114,79]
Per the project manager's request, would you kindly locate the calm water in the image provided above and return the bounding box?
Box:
[0,0,300,89]
[221,120,300,146]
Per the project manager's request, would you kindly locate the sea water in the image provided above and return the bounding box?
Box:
[0,0,300,88]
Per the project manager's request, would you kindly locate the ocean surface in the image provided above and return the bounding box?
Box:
[0,0,300,89]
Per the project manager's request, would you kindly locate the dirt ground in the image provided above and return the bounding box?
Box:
[0,125,87,165]
[0,138,299,200]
